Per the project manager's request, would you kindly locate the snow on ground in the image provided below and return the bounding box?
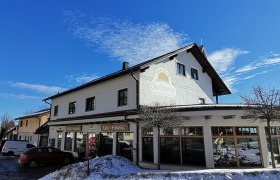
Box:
[40,155,280,180]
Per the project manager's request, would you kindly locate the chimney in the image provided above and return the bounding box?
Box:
[122,62,129,70]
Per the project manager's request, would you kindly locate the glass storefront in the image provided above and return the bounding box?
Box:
[74,132,83,152]
[182,138,205,165]
[57,132,62,149]
[142,127,153,162]
[142,126,205,166]
[64,132,74,151]
[117,132,133,161]
[265,127,280,165]
[160,137,180,164]
[99,132,113,156]
[212,126,262,167]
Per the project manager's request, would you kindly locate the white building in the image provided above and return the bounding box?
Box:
[44,43,280,168]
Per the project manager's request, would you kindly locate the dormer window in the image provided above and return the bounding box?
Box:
[177,63,186,76]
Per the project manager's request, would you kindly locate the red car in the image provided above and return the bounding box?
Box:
[19,147,74,167]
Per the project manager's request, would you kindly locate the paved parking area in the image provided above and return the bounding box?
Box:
[0,155,65,180]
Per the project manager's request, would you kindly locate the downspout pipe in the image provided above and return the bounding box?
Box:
[130,70,139,166]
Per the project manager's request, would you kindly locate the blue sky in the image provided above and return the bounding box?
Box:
[1,1,280,118]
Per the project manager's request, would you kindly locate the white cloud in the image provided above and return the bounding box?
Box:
[70,16,189,65]
[0,93,41,100]
[207,48,249,76]
[67,73,100,84]
[236,56,280,73]
[10,82,67,94]
[241,71,269,80]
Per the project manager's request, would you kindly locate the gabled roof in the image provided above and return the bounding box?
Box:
[43,43,230,101]
[15,109,50,120]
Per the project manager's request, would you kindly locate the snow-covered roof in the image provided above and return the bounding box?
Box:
[15,109,50,120]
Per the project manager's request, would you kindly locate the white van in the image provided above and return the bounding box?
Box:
[1,140,36,156]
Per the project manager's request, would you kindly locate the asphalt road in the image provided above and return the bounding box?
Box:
[0,155,65,180]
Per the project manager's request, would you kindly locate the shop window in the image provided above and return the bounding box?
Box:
[54,105,58,116]
[99,133,113,156]
[85,97,95,111]
[160,127,179,136]
[181,127,203,136]
[57,132,62,149]
[74,132,83,152]
[182,138,205,166]
[117,132,133,161]
[50,138,55,148]
[212,126,261,167]
[212,127,233,136]
[177,63,186,76]
[160,137,180,164]
[68,101,76,114]
[237,138,261,167]
[265,126,280,165]
[118,88,128,106]
[213,137,236,167]
[64,132,73,151]
[142,137,153,162]
[143,127,153,136]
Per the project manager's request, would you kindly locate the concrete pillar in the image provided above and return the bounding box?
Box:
[131,123,137,163]
[203,125,215,168]
[139,125,143,162]
[259,125,269,167]
[153,126,159,164]
[113,132,117,155]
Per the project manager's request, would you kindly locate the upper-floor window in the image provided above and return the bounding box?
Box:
[20,121,23,127]
[118,88,128,106]
[54,105,58,116]
[199,98,205,104]
[177,63,186,76]
[86,97,95,111]
[68,101,76,114]
[26,120,28,126]
[191,68,199,80]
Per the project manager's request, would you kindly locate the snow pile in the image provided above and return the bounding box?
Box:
[40,155,280,180]
[40,155,146,180]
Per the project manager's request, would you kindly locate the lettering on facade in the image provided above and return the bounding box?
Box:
[66,125,82,132]
[150,68,176,98]
[101,123,129,132]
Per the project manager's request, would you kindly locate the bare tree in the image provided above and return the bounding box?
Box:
[138,102,183,169]
[241,86,280,168]
[0,113,15,140]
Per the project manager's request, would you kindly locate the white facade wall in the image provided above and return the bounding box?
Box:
[18,132,40,146]
[140,51,213,106]
[51,73,138,120]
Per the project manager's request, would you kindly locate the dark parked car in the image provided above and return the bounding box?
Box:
[19,147,74,167]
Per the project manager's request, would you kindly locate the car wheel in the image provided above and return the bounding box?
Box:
[28,160,37,168]
[63,157,70,164]
[7,151,14,156]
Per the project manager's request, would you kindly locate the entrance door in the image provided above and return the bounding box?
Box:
[99,133,113,156]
